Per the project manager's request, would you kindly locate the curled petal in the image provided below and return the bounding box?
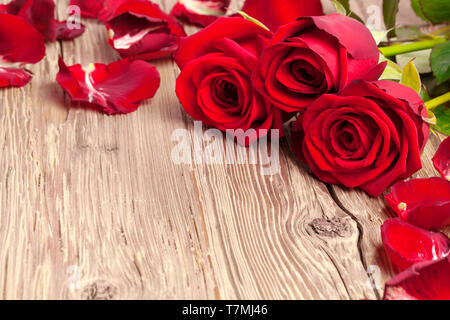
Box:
[433,136,450,181]
[105,0,186,60]
[0,67,32,88]
[384,256,450,300]
[56,57,160,115]
[385,178,450,230]
[381,218,450,271]
[55,20,86,40]
[170,0,230,27]
[241,0,323,32]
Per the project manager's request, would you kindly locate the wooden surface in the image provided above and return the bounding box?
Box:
[0,0,447,300]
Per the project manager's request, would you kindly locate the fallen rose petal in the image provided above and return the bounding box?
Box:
[381,218,450,271]
[69,0,128,21]
[385,178,450,230]
[0,67,32,88]
[105,0,186,61]
[433,136,450,181]
[55,20,86,40]
[1,0,85,41]
[56,57,160,115]
[241,0,323,32]
[170,0,230,27]
[383,256,450,300]
[0,13,45,88]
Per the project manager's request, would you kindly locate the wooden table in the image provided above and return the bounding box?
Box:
[0,0,447,300]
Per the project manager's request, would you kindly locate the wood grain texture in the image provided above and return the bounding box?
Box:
[0,0,445,300]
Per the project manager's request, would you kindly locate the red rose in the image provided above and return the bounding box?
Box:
[291,80,430,197]
[252,14,386,113]
[175,17,283,146]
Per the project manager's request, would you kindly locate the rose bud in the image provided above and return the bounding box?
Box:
[433,136,450,181]
[253,14,386,114]
[384,256,450,300]
[381,218,449,272]
[241,0,323,32]
[385,178,450,230]
[0,0,85,41]
[170,0,230,27]
[175,17,283,146]
[291,80,429,197]
[56,57,160,115]
[0,13,45,88]
[104,0,186,61]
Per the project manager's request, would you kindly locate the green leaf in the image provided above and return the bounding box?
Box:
[396,49,432,74]
[433,105,450,135]
[332,0,347,15]
[330,0,364,23]
[401,60,422,93]
[411,0,450,24]
[379,54,403,81]
[236,11,270,31]
[383,0,399,38]
[431,41,450,85]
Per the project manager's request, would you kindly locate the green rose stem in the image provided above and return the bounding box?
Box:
[425,92,450,110]
[379,37,447,57]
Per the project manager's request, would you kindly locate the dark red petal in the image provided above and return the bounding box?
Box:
[69,0,103,19]
[381,218,450,271]
[433,136,450,181]
[241,0,323,32]
[170,0,230,27]
[55,20,85,40]
[383,256,450,300]
[105,0,186,60]
[0,13,45,64]
[0,67,32,88]
[56,57,160,115]
[385,178,450,230]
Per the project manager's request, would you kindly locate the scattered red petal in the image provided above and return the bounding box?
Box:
[241,0,323,32]
[55,20,86,40]
[381,218,450,271]
[433,136,450,181]
[0,67,32,88]
[69,0,128,21]
[170,0,230,27]
[1,0,85,41]
[105,0,186,61]
[385,178,450,230]
[0,13,45,88]
[383,256,450,300]
[56,57,160,115]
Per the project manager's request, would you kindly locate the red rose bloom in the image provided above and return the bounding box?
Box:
[291,80,429,197]
[241,0,323,32]
[175,17,283,146]
[0,13,45,88]
[105,0,186,61]
[170,0,230,27]
[252,14,386,113]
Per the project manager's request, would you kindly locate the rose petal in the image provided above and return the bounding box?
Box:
[385,178,450,230]
[381,218,450,271]
[105,0,186,60]
[0,67,32,88]
[433,137,450,181]
[56,57,160,115]
[241,0,323,32]
[68,0,128,21]
[55,20,86,40]
[0,13,45,64]
[170,0,230,27]
[383,256,450,300]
